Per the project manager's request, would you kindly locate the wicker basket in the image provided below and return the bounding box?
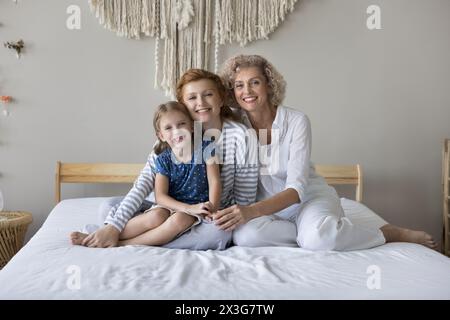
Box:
[0,211,32,269]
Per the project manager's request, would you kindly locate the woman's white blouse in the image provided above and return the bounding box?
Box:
[242,106,325,219]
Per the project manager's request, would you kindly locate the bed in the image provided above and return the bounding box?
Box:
[0,163,449,299]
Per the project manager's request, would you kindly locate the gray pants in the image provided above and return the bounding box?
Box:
[98,197,232,250]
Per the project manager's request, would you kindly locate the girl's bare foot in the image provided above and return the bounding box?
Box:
[70,231,89,245]
[380,224,438,250]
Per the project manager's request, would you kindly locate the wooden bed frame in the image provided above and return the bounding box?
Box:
[55,162,363,204]
[443,139,449,257]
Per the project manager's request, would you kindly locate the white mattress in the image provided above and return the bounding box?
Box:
[0,197,449,300]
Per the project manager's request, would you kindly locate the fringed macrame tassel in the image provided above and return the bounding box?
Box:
[88,0,298,96]
[157,0,212,97]
[215,0,299,46]
[160,0,175,97]
[203,0,211,70]
[175,0,194,30]
[213,0,221,73]
[153,0,160,89]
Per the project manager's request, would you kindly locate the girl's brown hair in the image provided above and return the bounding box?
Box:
[176,68,238,121]
[153,101,193,155]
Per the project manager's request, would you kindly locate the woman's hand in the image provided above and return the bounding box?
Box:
[213,204,255,231]
[82,224,120,248]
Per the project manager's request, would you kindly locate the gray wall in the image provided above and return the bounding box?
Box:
[1,0,449,244]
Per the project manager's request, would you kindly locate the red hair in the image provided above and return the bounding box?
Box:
[176,69,237,121]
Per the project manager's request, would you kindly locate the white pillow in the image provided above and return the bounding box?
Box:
[340,197,387,229]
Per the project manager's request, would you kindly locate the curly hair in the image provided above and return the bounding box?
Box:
[176,68,237,121]
[219,54,286,109]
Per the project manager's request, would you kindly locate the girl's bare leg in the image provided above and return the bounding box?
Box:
[119,212,196,246]
[119,208,170,240]
[380,224,438,249]
[70,208,170,245]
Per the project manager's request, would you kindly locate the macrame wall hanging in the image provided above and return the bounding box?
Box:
[89,0,298,96]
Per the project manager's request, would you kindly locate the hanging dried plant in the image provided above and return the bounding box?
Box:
[0,96,12,104]
[4,39,24,58]
[0,96,12,116]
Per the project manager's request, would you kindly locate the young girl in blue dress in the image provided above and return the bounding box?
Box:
[116,101,221,246]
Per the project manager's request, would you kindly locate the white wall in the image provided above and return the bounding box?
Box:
[1,0,449,244]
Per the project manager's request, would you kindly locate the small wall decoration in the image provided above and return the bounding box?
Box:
[4,39,24,59]
[0,189,4,212]
[88,0,298,96]
[0,96,12,116]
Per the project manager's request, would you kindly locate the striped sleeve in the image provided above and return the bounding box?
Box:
[233,128,259,205]
[104,152,157,231]
[222,121,259,206]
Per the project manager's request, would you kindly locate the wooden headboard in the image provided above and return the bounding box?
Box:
[55,162,363,204]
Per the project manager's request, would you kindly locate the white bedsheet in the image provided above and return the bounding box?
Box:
[0,197,449,300]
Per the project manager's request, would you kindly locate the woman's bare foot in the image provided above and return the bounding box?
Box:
[70,231,89,245]
[380,224,438,249]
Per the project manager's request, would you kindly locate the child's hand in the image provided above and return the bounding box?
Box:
[186,201,213,218]
[202,201,218,222]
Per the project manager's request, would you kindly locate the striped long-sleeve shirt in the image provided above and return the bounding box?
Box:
[105,120,259,232]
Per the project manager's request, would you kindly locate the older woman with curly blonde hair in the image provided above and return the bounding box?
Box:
[214,54,437,251]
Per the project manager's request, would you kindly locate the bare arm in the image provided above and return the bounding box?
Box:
[154,173,187,212]
[249,188,299,218]
[154,173,211,216]
[206,158,221,212]
[213,188,300,231]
